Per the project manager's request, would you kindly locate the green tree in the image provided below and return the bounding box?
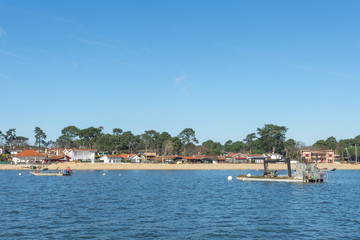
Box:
[3,129,17,148]
[244,133,257,153]
[171,137,183,155]
[97,134,116,153]
[155,131,172,155]
[178,128,199,156]
[14,136,29,147]
[78,126,103,149]
[284,138,296,158]
[257,124,288,153]
[141,130,159,152]
[227,141,246,152]
[113,128,123,136]
[178,128,198,145]
[58,126,80,148]
[122,131,139,153]
[34,127,47,150]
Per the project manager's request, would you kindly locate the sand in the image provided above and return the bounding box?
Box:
[0,162,359,171]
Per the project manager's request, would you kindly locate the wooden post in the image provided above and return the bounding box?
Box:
[287,158,292,177]
[263,159,268,175]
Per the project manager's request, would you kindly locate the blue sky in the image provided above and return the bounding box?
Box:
[1,0,360,146]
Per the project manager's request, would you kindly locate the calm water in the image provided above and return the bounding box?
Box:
[1,170,360,239]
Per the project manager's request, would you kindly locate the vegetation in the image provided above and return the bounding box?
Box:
[1,124,360,160]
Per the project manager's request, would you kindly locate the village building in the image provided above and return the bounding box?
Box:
[300,149,335,163]
[142,152,157,162]
[63,149,96,163]
[45,147,64,156]
[12,149,45,164]
[224,153,247,163]
[163,155,183,164]
[100,154,141,163]
[247,154,267,164]
[47,154,71,163]
[100,155,124,163]
[9,149,24,155]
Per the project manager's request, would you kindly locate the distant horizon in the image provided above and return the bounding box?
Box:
[1,1,360,146]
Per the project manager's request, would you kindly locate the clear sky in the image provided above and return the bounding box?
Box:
[1,0,360,146]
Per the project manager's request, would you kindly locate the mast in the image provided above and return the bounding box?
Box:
[356,144,358,163]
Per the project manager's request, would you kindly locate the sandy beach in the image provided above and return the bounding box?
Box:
[0,162,359,171]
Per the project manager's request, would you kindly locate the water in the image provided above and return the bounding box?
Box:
[1,170,360,239]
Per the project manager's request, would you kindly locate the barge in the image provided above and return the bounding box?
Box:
[30,167,72,176]
[236,158,327,183]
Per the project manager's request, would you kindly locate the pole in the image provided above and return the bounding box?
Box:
[287,158,292,177]
[356,144,358,163]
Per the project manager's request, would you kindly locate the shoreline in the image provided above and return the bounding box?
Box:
[0,162,359,171]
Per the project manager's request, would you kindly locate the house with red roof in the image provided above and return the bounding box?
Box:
[224,153,248,163]
[12,150,45,164]
[48,154,71,163]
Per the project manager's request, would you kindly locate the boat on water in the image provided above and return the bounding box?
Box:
[236,158,327,183]
[30,167,72,176]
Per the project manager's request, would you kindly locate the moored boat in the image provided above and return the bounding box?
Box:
[236,162,327,183]
[30,167,72,176]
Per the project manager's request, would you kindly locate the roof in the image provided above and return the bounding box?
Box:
[48,155,69,160]
[105,155,124,158]
[13,150,44,157]
[66,149,97,152]
[164,155,183,160]
[104,154,135,159]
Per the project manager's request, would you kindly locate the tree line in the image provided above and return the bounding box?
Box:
[1,124,359,160]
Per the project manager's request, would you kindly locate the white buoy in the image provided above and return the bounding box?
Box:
[247,173,251,177]
[227,176,233,181]
[119,173,121,176]
[18,173,22,176]
[102,173,106,176]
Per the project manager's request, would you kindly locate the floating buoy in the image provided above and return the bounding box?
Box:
[119,173,121,176]
[102,173,106,176]
[227,176,233,181]
[18,173,22,176]
[247,173,251,177]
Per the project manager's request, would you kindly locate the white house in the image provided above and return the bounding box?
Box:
[63,149,96,163]
[129,154,141,163]
[100,154,141,163]
[12,150,45,164]
[100,155,124,163]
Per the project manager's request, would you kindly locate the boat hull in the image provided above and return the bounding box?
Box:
[236,176,304,182]
[30,171,71,176]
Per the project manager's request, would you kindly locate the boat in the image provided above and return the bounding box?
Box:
[30,169,72,176]
[236,160,327,183]
[329,167,337,171]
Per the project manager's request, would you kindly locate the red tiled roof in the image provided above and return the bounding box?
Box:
[164,155,182,160]
[49,155,69,160]
[105,155,124,158]
[14,150,44,157]
[182,156,201,160]
[120,154,135,159]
